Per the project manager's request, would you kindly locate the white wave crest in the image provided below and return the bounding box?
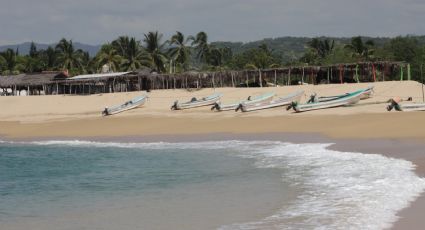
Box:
[221,143,425,230]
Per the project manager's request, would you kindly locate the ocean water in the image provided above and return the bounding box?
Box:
[0,140,424,230]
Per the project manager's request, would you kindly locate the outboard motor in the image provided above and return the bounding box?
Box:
[171,100,178,110]
[286,101,297,111]
[387,98,402,111]
[211,102,220,111]
[102,107,109,116]
[307,93,318,103]
[235,103,243,112]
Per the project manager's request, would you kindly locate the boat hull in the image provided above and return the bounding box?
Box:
[240,91,304,112]
[172,93,223,110]
[315,86,374,102]
[103,95,147,116]
[293,90,364,112]
[213,92,275,111]
[387,99,425,112]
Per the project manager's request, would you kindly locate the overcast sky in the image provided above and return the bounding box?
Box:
[0,0,424,45]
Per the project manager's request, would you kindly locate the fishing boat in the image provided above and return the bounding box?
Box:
[211,92,275,111]
[238,91,304,112]
[171,93,223,110]
[288,88,367,112]
[387,97,425,112]
[102,94,148,116]
[308,86,374,103]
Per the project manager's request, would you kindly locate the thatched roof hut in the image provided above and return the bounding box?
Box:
[0,72,67,87]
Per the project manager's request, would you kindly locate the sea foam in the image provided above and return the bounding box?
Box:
[1,140,424,229]
[221,143,425,230]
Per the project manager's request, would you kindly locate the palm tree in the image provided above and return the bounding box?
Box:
[344,36,375,61]
[39,46,58,70]
[208,46,232,69]
[55,38,84,72]
[1,49,18,73]
[308,38,334,59]
[168,31,191,72]
[29,42,38,58]
[112,36,130,57]
[0,55,6,72]
[143,31,167,73]
[95,44,122,72]
[112,36,147,71]
[190,31,210,63]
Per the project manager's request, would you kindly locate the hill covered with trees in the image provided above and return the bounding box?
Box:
[1,33,425,81]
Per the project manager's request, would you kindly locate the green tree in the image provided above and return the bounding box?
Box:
[95,44,122,72]
[0,55,6,72]
[143,31,167,73]
[190,31,210,64]
[39,46,58,70]
[29,42,38,58]
[168,31,191,72]
[308,38,334,59]
[230,44,280,70]
[112,36,147,71]
[385,36,419,62]
[208,46,232,69]
[1,48,18,73]
[55,38,84,73]
[20,56,43,73]
[344,36,375,61]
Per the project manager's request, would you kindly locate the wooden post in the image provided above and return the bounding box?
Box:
[421,64,424,102]
[138,77,141,91]
[163,77,165,89]
[288,68,291,85]
[212,73,215,89]
[311,69,314,85]
[246,71,249,88]
[339,65,343,84]
[372,64,376,82]
[274,70,277,87]
[327,68,330,84]
[407,63,411,81]
[231,72,235,88]
[383,64,386,82]
[302,67,305,84]
[259,69,262,87]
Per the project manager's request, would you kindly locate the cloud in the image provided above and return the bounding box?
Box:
[0,0,424,45]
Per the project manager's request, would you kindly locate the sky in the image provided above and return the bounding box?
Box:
[0,0,425,45]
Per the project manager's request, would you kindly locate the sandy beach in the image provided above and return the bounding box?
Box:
[1,81,425,229]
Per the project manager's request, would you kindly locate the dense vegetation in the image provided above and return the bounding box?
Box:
[1,32,425,81]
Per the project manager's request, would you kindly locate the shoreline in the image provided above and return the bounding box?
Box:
[1,81,425,229]
[1,131,424,229]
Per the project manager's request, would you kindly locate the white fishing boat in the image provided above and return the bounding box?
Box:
[238,90,304,112]
[308,86,374,103]
[387,98,425,112]
[102,94,148,116]
[171,93,223,110]
[211,92,275,111]
[289,89,366,112]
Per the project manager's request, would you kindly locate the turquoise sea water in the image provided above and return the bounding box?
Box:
[1,140,425,230]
